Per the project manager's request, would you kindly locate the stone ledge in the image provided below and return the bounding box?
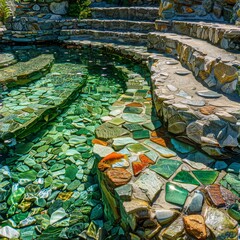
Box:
[0,54,55,86]
[64,40,240,239]
[147,32,240,94]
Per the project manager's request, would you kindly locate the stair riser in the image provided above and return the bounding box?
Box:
[148,33,240,94]
[77,20,155,32]
[91,8,159,21]
[60,30,148,44]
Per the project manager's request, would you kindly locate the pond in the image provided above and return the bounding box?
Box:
[0,44,239,240]
[0,45,147,239]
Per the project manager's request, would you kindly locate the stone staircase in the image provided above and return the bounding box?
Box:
[58,7,159,42]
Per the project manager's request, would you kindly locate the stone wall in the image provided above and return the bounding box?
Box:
[90,0,159,5]
[159,0,240,24]
[14,0,69,18]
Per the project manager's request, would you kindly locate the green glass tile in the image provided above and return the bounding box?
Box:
[165,182,188,206]
[123,106,143,114]
[192,170,219,185]
[132,130,150,140]
[173,171,200,186]
[142,120,162,131]
[127,143,149,153]
[149,159,182,179]
[108,118,125,126]
[123,123,143,132]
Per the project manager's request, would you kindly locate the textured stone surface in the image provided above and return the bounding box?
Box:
[183,215,207,240]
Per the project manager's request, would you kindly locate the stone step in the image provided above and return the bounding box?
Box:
[155,20,240,51]
[77,19,156,33]
[91,7,159,21]
[59,29,148,44]
[148,32,240,94]
[0,54,55,87]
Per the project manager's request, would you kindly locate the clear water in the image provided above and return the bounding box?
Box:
[0,45,142,239]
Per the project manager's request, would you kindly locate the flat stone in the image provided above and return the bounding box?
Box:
[175,70,191,75]
[205,184,225,207]
[181,99,206,107]
[215,111,237,123]
[144,140,176,158]
[115,184,133,201]
[192,170,219,185]
[173,171,200,186]
[196,90,222,98]
[123,199,149,214]
[93,144,114,159]
[200,106,216,115]
[155,209,179,225]
[171,139,195,154]
[165,183,188,207]
[150,159,182,179]
[214,62,238,84]
[161,217,184,239]
[165,60,179,65]
[112,137,138,150]
[167,84,178,92]
[183,215,207,240]
[50,1,68,15]
[204,207,238,240]
[220,186,239,207]
[134,169,163,202]
[105,168,132,187]
[186,191,204,214]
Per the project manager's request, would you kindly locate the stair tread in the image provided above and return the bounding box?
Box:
[149,32,240,62]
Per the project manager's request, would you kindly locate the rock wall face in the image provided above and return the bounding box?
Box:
[14,0,69,18]
[159,0,240,24]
